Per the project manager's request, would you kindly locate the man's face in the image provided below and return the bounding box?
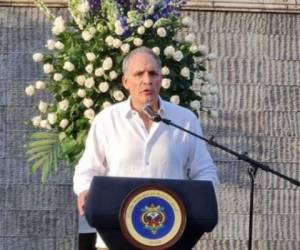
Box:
[122,52,162,110]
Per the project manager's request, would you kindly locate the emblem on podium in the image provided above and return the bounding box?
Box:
[119,184,186,249]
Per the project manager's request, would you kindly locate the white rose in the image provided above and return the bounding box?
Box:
[52,25,65,36]
[207,52,218,60]
[83,98,94,108]
[47,113,57,125]
[75,75,86,86]
[31,115,42,127]
[53,16,65,27]
[209,109,218,118]
[109,71,118,80]
[54,41,64,50]
[144,19,153,28]
[133,38,143,47]
[182,16,193,27]
[59,119,69,129]
[113,90,125,101]
[84,77,95,88]
[43,63,54,74]
[84,108,95,120]
[77,1,89,13]
[40,120,50,129]
[82,30,93,41]
[180,67,190,79]
[152,47,160,56]
[189,45,198,54]
[164,46,175,57]
[53,73,63,81]
[161,66,170,75]
[102,101,112,109]
[58,99,69,111]
[112,39,122,48]
[102,57,113,71]
[190,100,200,110]
[99,81,109,93]
[157,27,167,37]
[63,61,75,72]
[38,101,48,113]
[185,33,196,43]
[32,53,44,62]
[89,27,96,34]
[198,45,208,55]
[25,85,35,96]
[161,78,171,89]
[105,36,114,46]
[86,52,96,62]
[85,64,94,74]
[45,39,56,50]
[173,50,184,62]
[203,73,215,83]
[77,89,86,98]
[170,95,180,105]
[35,80,46,90]
[120,43,130,54]
[95,67,104,77]
[115,26,124,35]
[137,26,145,35]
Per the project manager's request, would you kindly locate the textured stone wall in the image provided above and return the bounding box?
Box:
[0,7,299,250]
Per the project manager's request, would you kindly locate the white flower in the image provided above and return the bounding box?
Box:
[109,71,118,80]
[137,26,145,35]
[198,45,208,55]
[161,78,171,89]
[164,46,175,57]
[102,101,111,109]
[82,30,93,41]
[77,1,89,13]
[38,101,48,113]
[152,47,160,56]
[83,98,94,108]
[31,115,42,127]
[157,27,167,37]
[86,52,96,62]
[32,53,44,62]
[54,41,64,50]
[190,100,200,110]
[53,16,65,27]
[52,24,65,36]
[209,109,218,118]
[105,36,114,46]
[192,78,202,85]
[58,99,69,111]
[63,61,75,72]
[180,67,190,79]
[182,16,193,27]
[161,66,170,75]
[120,43,130,54]
[47,112,57,125]
[45,39,56,50]
[43,63,54,74]
[84,108,95,120]
[210,85,219,94]
[170,95,180,105]
[203,73,215,83]
[102,57,113,71]
[185,33,196,43]
[25,85,35,96]
[75,75,86,86]
[59,119,69,129]
[53,73,63,81]
[115,21,124,35]
[84,77,95,88]
[207,52,218,60]
[133,38,143,47]
[113,90,125,101]
[77,89,86,98]
[40,120,50,129]
[89,27,96,34]
[144,19,153,28]
[99,81,109,93]
[189,45,198,54]
[95,67,104,77]
[35,80,46,90]
[112,39,122,48]
[173,50,184,62]
[85,64,94,74]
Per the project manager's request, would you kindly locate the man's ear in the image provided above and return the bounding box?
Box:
[122,75,128,89]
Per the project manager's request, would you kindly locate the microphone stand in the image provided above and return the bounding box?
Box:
[155,116,300,250]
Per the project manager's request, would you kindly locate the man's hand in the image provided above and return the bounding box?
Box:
[77,190,89,216]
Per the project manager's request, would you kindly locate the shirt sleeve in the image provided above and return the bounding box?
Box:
[73,117,107,196]
[187,115,219,190]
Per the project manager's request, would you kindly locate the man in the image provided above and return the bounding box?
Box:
[73,46,218,247]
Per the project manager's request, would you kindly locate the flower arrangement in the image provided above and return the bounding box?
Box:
[25,0,218,181]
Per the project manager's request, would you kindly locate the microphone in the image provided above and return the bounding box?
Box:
[142,104,161,122]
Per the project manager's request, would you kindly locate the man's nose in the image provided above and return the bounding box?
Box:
[142,73,152,84]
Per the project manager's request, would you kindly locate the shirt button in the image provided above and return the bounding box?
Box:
[146,161,150,165]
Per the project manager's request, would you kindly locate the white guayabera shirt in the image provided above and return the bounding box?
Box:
[73,98,219,195]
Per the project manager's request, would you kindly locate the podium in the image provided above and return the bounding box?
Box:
[85,176,218,250]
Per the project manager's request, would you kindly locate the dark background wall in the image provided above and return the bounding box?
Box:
[0,7,299,250]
